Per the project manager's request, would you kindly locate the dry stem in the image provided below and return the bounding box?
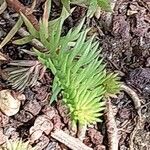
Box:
[104,98,118,150]
[120,84,141,119]
[121,84,146,150]
[51,129,92,150]
[77,124,87,141]
[121,84,145,150]
[6,0,39,30]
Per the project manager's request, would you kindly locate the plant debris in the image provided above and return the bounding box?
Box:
[0,90,24,116]
[104,98,118,150]
[51,129,92,150]
[29,115,53,143]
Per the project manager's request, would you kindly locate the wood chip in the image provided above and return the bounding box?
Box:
[0,90,22,116]
[51,129,92,150]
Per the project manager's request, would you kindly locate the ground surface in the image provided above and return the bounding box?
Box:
[0,0,150,150]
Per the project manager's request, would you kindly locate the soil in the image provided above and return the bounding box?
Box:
[0,0,150,150]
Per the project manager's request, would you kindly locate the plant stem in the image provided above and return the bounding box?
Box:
[105,98,118,150]
[77,123,87,141]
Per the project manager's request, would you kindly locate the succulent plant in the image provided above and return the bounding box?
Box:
[35,25,120,125]
[0,139,33,150]
[9,0,120,126]
[62,0,112,17]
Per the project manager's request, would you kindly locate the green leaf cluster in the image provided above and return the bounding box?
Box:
[14,0,120,126]
[0,140,33,150]
[62,0,112,17]
[35,26,120,125]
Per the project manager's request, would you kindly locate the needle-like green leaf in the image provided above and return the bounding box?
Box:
[20,12,39,38]
[0,16,23,49]
[13,35,34,45]
[61,0,70,12]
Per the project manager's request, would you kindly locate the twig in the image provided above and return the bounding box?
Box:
[104,98,118,150]
[120,84,141,118]
[6,0,39,30]
[51,129,92,150]
[141,101,150,108]
[121,84,144,150]
[0,0,7,14]
[120,84,141,109]
[129,114,145,150]
[129,117,138,150]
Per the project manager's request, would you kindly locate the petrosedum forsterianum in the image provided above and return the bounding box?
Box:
[34,22,120,125]
[0,140,34,150]
[61,0,112,17]
[15,2,120,126]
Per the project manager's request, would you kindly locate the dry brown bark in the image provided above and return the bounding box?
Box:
[6,0,39,30]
